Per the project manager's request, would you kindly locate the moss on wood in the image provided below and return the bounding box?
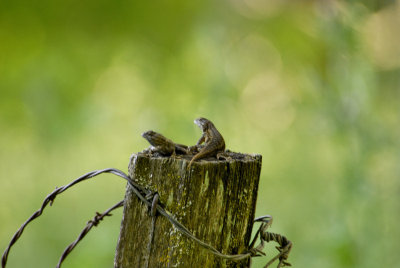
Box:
[114,152,261,268]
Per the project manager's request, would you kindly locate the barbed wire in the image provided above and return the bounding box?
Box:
[2,168,135,268]
[56,200,124,268]
[2,168,292,268]
[252,216,293,268]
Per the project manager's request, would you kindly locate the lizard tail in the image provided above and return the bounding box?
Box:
[187,155,198,169]
[188,159,194,169]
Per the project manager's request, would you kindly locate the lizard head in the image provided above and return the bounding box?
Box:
[141,130,156,143]
[194,117,212,131]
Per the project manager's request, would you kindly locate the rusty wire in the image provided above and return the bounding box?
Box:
[2,168,292,268]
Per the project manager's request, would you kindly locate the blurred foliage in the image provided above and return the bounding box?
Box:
[1,0,400,267]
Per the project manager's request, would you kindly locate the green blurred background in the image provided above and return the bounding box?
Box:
[1,0,400,267]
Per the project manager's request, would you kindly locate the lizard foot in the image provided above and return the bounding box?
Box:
[217,152,233,162]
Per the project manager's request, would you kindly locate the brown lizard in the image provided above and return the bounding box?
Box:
[142,130,188,156]
[188,117,225,168]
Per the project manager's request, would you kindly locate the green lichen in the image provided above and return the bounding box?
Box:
[167,191,174,207]
[116,153,261,267]
[200,170,209,195]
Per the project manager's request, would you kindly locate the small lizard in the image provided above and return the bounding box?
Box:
[188,117,225,168]
[142,130,188,156]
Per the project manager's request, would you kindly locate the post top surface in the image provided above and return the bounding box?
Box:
[131,150,262,166]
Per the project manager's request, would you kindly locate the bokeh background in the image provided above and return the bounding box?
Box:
[1,0,400,267]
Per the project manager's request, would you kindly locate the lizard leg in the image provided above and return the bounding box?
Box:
[217,152,233,161]
[196,133,206,146]
[188,156,197,169]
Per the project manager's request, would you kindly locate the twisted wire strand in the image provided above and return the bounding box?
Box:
[2,168,292,268]
[259,223,293,268]
[1,168,137,268]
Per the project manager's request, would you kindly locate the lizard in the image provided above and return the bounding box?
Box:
[188,117,225,168]
[141,130,188,157]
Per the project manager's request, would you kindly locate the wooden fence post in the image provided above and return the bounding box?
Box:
[114,152,262,267]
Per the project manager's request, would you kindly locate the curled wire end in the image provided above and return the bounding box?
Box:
[254,215,273,225]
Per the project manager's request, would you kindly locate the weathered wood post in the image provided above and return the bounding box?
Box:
[114,152,262,267]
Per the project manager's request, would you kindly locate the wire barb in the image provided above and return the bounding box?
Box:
[56,200,124,268]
